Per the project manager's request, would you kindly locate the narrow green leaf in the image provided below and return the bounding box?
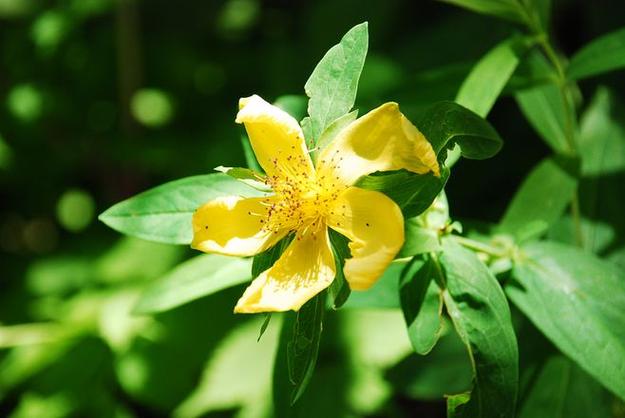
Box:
[304,22,368,143]
[257,314,272,342]
[99,173,262,244]
[358,166,450,218]
[327,230,351,309]
[400,258,444,355]
[287,293,325,404]
[214,166,270,191]
[498,157,578,241]
[508,241,625,400]
[133,254,252,314]
[515,83,572,153]
[417,101,503,162]
[252,235,293,278]
[456,36,531,117]
[568,26,625,81]
[440,239,518,418]
[240,132,262,172]
[438,0,525,24]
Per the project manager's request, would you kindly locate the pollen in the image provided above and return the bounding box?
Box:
[247,152,348,236]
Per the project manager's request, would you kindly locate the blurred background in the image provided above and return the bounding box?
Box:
[1,0,624,417]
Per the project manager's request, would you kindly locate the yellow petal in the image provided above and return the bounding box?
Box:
[236,95,315,181]
[192,195,286,257]
[316,102,439,187]
[234,227,335,313]
[326,187,404,290]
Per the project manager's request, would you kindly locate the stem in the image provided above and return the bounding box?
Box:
[536,35,585,248]
[450,236,507,258]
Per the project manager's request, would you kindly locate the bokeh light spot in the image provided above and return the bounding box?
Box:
[56,189,96,232]
[7,84,44,122]
[130,89,174,128]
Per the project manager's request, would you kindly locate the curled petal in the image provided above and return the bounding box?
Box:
[326,187,404,290]
[316,102,439,187]
[234,227,335,313]
[236,95,315,182]
[192,195,286,257]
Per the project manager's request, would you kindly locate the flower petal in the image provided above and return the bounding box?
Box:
[316,102,439,186]
[236,95,315,181]
[326,187,404,290]
[234,227,335,313]
[192,195,286,257]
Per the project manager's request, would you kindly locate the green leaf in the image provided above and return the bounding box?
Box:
[447,392,472,418]
[214,165,270,191]
[438,0,525,24]
[287,293,325,404]
[327,230,351,309]
[174,316,281,418]
[133,254,252,314]
[440,239,518,418]
[386,330,473,400]
[498,157,578,241]
[358,166,450,218]
[240,133,262,172]
[274,95,308,121]
[515,83,573,153]
[519,355,612,418]
[576,88,625,253]
[303,22,368,143]
[416,101,503,162]
[400,258,443,355]
[456,36,531,117]
[507,241,625,400]
[399,219,442,258]
[252,235,293,278]
[311,110,358,161]
[568,26,625,81]
[99,173,263,245]
[343,262,403,309]
[579,87,625,176]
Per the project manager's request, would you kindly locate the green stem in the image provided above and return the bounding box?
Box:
[429,252,447,289]
[537,36,585,248]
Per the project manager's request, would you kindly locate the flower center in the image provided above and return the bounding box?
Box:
[258,172,346,236]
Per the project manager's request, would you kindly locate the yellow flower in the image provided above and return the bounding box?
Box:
[192,95,439,313]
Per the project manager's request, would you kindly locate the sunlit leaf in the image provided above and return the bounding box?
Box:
[133,254,252,314]
[99,173,263,244]
[303,22,368,143]
[456,36,531,117]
